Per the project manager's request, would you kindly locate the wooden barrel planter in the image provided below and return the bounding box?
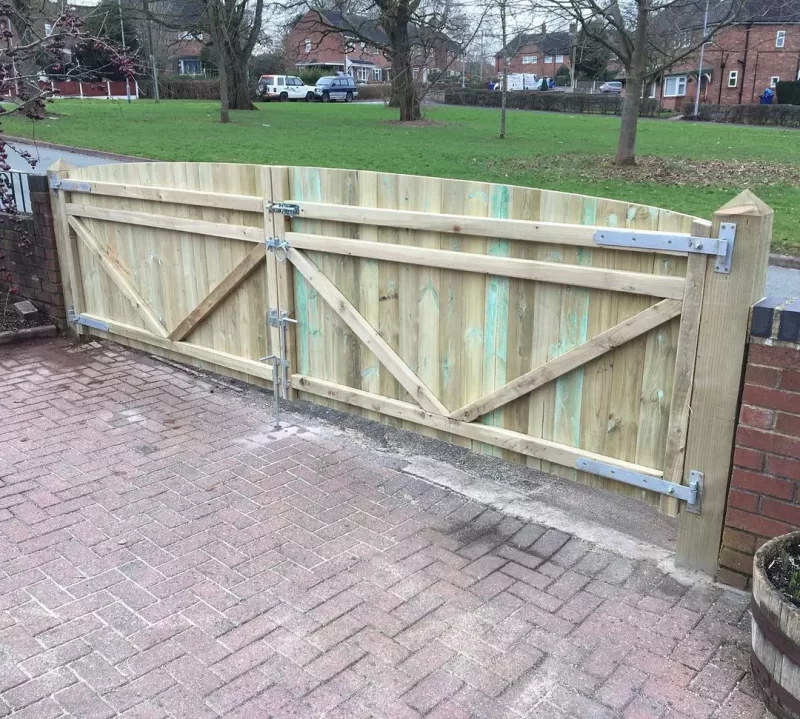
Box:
[752,532,800,719]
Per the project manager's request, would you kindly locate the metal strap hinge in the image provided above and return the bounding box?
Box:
[68,308,109,332]
[593,223,736,274]
[576,459,703,513]
[266,201,300,217]
[49,178,92,193]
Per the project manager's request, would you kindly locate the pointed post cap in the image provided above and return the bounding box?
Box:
[715,189,773,217]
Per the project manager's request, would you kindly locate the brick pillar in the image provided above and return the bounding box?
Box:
[717,298,800,589]
[0,174,65,325]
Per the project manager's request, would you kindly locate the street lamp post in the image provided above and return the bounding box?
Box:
[693,0,710,117]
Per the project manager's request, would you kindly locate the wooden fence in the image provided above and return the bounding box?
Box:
[48,161,773,573]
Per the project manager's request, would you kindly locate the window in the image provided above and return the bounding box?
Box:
[44,22,52,36]
[360,41,365,49]
[304,38,311,53]
[413,68,419,79]
[728,70,738,87]
[178,31,202,40]
[544,55,553,63]
[555,54,564,63]
[663,75,687,97]
[178,58,202,75]
[770,76,780,87]
[522,55,537,64]
[0,18,8,32]
[678,30,691,48]
[648,81,656,98]
[776,30,786,48]
[373,67,381,80]
[357,67,369,81]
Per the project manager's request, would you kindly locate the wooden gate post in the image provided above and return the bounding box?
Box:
[47,160,86,338]
[676,190,773,573]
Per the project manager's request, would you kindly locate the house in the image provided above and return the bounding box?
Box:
[495,25,573,76]
[654,0,800,108]
[285,9,460,83]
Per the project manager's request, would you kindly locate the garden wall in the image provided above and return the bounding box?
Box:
[444,88,662,116]
[0,175,65,323]
[718,297,800,588]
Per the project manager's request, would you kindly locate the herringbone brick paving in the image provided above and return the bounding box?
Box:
[0,339,769,718]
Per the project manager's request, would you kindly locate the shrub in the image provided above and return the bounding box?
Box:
[776,81,800,106]
[443,88,661,117]
[355,84,391,101]
[297,69,326,86]
[683,102,800,127]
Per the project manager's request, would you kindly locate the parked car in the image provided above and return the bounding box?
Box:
[257,75,315,102]
[599,81,623,95]
[314,75,358,103]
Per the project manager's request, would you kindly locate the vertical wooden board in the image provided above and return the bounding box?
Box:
[354,171,381,421]
[294,168,327,399]
[480,183,512,457]
[459,182,491,453]
[599,204,661,504]
[438,180,468,449]
[551,199,596,482]
[416,175,443,410]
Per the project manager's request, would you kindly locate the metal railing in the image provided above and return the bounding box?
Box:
[0,171,32,214]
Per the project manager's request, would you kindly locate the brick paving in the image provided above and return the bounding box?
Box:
[0,338,770,718]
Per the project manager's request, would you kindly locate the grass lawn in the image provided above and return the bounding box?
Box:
[6,99,799,253]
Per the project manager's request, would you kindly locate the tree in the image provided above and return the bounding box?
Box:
[280,3,481,122]
[145,0,266,118]
[78,0,141,81]
[546,0,744,165]
[0,1,130,299]
[573,22,611,79]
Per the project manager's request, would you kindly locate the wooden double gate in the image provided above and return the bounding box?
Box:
[48,161,773,573]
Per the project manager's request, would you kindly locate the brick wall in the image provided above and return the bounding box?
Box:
[0,174,65,324]
[717,298,800,589]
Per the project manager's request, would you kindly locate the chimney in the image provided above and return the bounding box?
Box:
[541,22,546,34]
[569,22,577,34]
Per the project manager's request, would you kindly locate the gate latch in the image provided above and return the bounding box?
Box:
[266,237,290,262]
[266,201,300,217]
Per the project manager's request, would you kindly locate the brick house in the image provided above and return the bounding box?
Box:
[494,26,573,77]
[654,0,800,108]
[285,9,459,83]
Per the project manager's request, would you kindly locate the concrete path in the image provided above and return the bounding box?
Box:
[0,338,770,718]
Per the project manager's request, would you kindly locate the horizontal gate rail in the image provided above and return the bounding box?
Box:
[66,203,263,243]
[292,373,665,480]
[54,178,264,213]
[286,232,686,299]
[282,200,712,253]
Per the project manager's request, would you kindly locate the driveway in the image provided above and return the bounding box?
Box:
[0,338,769,718]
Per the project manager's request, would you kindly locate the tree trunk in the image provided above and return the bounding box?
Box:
[218,45,230,124]
[615,1,649,166]
[227,51,255,110]
[616,72,642,165]
[385,6,421,122]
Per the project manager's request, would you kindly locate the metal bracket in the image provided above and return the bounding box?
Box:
[266,237,290,262]
[576,458,702,513]
[49,178,92,193]
[713,223,736,275]
[68,308,109,332]
[266,201,300,217]
[593,224,737,275]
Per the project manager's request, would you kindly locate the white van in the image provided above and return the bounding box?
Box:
[257,75,315,102]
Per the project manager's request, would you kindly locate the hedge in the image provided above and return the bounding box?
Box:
[683,102,800,127]
[776,81,800,106]
[443,88,662,117]
[139,77,220,101]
